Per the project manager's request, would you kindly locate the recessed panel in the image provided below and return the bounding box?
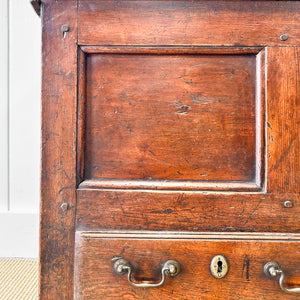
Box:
[84,53,257,182]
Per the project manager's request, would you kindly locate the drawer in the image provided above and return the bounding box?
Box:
[74,232,300,299]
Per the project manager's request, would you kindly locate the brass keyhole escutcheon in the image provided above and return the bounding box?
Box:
[210,255,229,279]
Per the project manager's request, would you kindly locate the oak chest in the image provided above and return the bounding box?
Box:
[33,0,300,298]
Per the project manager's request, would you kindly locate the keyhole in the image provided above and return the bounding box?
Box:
[210,255,228,279]
[217,260,223,275]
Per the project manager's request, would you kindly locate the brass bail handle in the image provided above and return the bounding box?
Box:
[264,262,300,294]
[113,258,181,288]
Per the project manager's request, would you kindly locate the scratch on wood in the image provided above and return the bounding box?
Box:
[271,125,294,170]
[150,209,173,214]
[120,245,130,257]
[242,255,250,281]
[175,102,191,114]
[59,185,73,195]
[127,126,133,134]
[149,150,156,156]
[244,196,265,225]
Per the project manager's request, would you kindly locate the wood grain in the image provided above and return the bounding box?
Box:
[267,47,300,193]
[39,1,300,298]
[74,232,300,299]
[76,190,300,233]
[78,1,300,46]
[40,1,77,299]
[84,53,258,182]
[79,179,260,192]
[77,48,86,183]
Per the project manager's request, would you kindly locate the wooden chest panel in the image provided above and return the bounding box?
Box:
[37,0,300,299]
[84,52,257,182]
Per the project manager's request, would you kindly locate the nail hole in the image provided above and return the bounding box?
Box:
[283,200,294,208]
[279,33,289,41]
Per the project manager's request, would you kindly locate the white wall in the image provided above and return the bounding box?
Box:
[0,0,41,258]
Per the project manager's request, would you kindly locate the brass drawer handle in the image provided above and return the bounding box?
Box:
[264,262,300,293]
[113,258,180,288]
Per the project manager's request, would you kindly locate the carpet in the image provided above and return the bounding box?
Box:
[0,258,38,300]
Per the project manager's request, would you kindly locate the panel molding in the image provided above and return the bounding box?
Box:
[79,179,261,192]
[78,230,300,241]
[77,46,265,192]
[81,45,263,55]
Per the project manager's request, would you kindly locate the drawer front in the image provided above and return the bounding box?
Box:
[74,232,300,299]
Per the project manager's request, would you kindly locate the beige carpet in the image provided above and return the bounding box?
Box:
[0,258,38,300]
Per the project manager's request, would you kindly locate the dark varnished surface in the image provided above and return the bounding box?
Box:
[76,190,300,233]
[84,53,258,182]
[39,0,300,299]
[74,232,300,299]
[76,46,300,234]
[78,1,300,46]
[267,47,300,193]
[40,0,77,299]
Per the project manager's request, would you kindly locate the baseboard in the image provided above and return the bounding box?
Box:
[0,212,39,258]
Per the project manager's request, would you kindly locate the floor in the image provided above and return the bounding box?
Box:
[0,258,38,300]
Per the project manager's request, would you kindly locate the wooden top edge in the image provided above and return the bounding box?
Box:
[30,0,41,16]
[78,231,300,241]
[78,0,299,2]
